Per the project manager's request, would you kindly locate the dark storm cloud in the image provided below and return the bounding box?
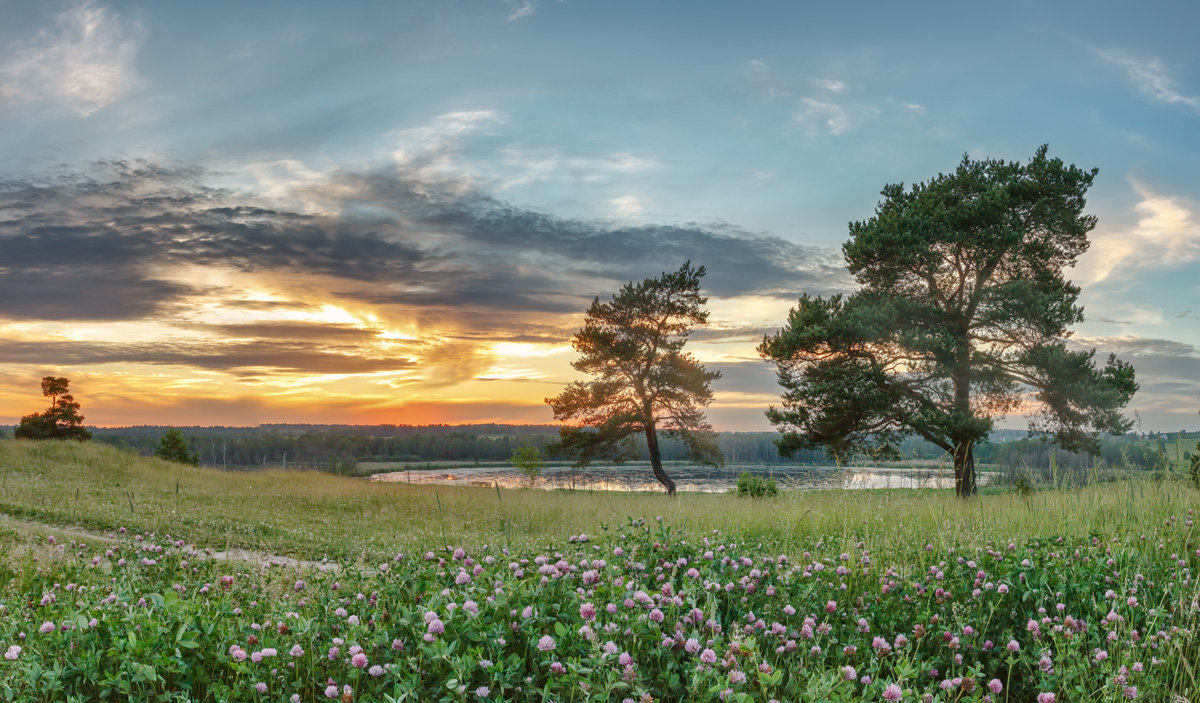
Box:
[344,173,848,298]
[708,360,782,397]
[1070,336,1200,413]
[0,159,844,331]
[0,339,415,376]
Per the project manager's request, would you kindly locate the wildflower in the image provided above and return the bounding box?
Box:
[841,665,857,681]
[537,635,556,651]
[427,618,445,635]
[351,652,368,668]
[475,687,490,698]
[1036,694,1056,703]
[39,622,55,634]
[699,648,718,664]
[290,645,304,657]
[324,685,339,699]
[255,682,267,693]
[368,665,384,677]
[580,602,596,620]
[988,679,1003,694]
[883,683,903,701]
[4,645,19,660]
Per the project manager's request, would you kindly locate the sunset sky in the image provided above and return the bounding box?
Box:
[1,0,1198,431]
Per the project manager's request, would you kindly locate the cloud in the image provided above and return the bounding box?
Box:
[609,194,644,219]
[817,79,846,93]
[390,109,503,182]
[496,148,660,191]
[0,157,844,381]
[1077,181,1200,284]
[1069,335,1200,427]
[0,1,141,116]
[796,98,849,135]
[0,338,417,377]
[503,0,537,21]
[1099,50,1200,113]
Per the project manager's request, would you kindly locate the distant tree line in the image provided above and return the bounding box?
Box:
[80,426,831,470]
[42,424,1193,474]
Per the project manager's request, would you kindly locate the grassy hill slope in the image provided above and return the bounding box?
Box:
[0,440,1195,562]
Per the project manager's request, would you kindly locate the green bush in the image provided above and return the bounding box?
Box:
[735,470,778,497]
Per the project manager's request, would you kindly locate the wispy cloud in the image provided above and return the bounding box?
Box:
[501,0,549,21]
[389,109,503,183]
[0,1,142,116]
[497,148,660,190]
[1099,49,1200,113]
[608,194,644,219]
[1077,180,1200,284]
[796,98,850,135]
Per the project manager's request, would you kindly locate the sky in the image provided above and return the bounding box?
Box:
[0,0,1198,432]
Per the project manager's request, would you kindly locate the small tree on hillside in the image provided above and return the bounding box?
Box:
[546,261,723,495]
[760,147,1137,498]
[155,428,200,466]
[14,376,92,441]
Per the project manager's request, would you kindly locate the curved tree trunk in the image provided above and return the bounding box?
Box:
[644,423,676,495]
[952,441,978,498]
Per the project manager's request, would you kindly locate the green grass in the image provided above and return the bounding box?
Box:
[1,439,1195,564]
[0,439,1197,701]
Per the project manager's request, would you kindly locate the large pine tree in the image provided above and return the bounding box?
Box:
[760,146,1137,497]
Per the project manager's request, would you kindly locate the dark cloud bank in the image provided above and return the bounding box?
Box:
[0,160,844,319]
[0,159,844,375]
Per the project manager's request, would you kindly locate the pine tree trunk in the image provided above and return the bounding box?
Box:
[953,442,978,498]
[644,423,676,495]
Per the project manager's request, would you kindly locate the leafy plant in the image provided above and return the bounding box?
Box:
[734,470,778,497]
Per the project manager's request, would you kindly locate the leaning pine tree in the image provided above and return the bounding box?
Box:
[760,146,1137,497]
[547,261,723,495]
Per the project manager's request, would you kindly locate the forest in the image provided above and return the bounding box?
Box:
[12,423,1187,475]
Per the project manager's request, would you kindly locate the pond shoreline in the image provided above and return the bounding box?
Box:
[369,462,997,492]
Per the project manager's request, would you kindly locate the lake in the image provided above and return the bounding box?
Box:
[369,462,993,492]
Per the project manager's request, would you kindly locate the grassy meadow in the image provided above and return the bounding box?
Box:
[0,439,1197,701]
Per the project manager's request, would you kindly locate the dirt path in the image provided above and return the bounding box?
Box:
[0,513,341,572]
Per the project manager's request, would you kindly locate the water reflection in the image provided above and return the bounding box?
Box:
[369,463,992,492]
